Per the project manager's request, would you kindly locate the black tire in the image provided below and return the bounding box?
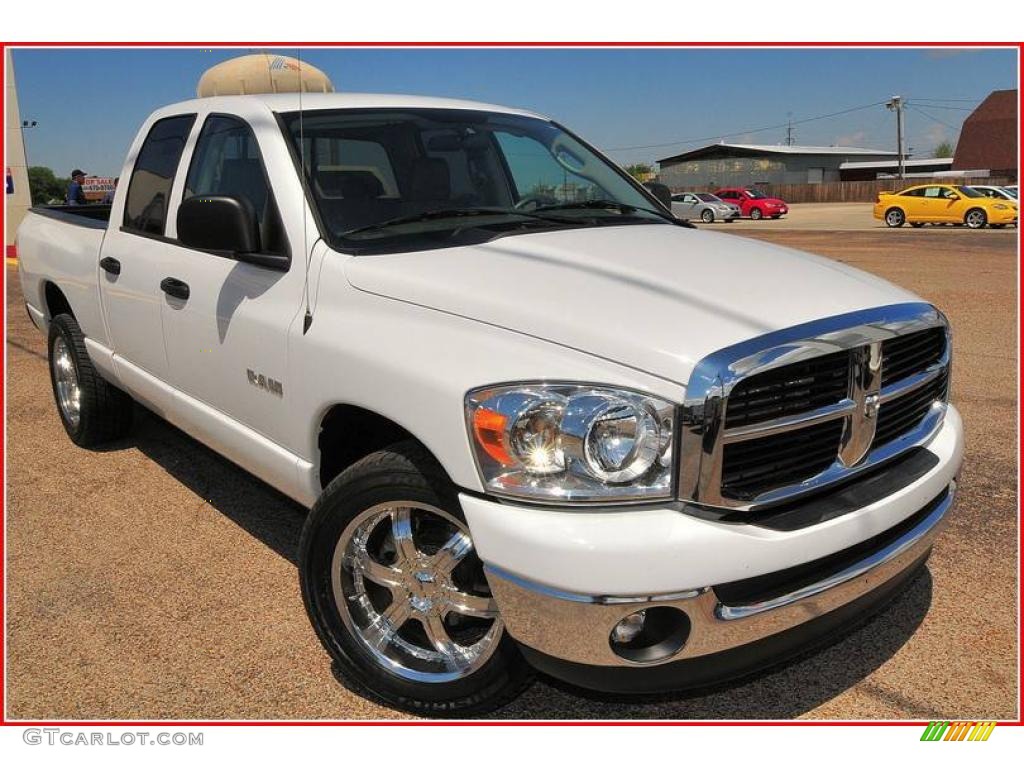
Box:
[910,222,925,228]
[299,440,533,717]
[47,313,133,447]
[749,207,763,220]
[884,207,906,228]
[991,224,1006,229]
[700,209,715,223]
[964,208,987,229]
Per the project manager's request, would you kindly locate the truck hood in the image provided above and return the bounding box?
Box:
[344,224,920,386]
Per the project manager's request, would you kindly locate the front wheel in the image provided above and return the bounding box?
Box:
[749,207,763,220]
[299,440,532,716]
[700,209,715,223]
[964,208,987,229]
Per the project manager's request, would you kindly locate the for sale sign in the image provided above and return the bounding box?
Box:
[83,176,115,201]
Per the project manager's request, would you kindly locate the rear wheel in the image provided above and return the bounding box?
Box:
[884,208,906,228]
[299,440,532,716]
[47,313,133,447]
[749,207,763,220]
[964,208,987,229]
[700,209,715,223]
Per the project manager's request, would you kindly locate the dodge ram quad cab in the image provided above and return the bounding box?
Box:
[17,93,963,717]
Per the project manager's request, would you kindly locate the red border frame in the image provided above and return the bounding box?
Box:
[0,40,1021,728]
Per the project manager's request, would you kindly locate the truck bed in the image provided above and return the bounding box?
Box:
[29,204,113,229]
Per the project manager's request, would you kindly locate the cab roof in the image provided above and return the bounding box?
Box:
[153,92,548,120]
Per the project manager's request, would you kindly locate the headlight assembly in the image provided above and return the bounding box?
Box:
[465,383,675,502]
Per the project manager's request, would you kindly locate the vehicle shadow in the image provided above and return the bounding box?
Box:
[100,405,308,566]
[107,404,934,720]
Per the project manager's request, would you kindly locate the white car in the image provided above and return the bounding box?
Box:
[967,184,1017,202]
[671,191,741,222]
[16,93,963,716]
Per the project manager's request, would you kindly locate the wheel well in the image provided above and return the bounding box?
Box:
[44,282,74,320]
[317,405,417,488]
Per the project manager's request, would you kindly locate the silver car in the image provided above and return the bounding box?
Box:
[671,192,741,223]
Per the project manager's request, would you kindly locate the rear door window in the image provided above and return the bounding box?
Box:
[123,114,196,235]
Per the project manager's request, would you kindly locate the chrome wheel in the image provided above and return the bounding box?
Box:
[52,335,82,429]
[701,209,714,223]
[331,502,502,683]
[965,209,987,229]
[885,208,905,227]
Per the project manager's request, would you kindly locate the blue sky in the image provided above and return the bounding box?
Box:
[11,47,1018,177]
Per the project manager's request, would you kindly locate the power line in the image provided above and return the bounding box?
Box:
[607,100,888,152]
[909,102,975,112]
[907,104,962,132]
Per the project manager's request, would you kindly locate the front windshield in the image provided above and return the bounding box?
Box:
[696,193,719,202]
[745,189,767,199]
[956,186,985,198]
[280,108,667,250]
[1003,187,1018,199]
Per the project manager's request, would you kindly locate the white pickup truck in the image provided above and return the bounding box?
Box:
[17,92,963,716]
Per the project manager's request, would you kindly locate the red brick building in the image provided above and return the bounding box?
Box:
[952,89,1018,178]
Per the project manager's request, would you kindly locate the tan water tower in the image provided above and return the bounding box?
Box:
[197,53,334,97]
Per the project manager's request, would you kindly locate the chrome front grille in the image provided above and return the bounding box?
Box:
[679,303,950,510]
[724,349,850,429]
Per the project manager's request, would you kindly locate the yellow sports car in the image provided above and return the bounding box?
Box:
[874,183,1018,229]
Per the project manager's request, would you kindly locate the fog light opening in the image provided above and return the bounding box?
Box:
[608,606,691,664]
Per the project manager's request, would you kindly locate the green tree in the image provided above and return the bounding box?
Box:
[27,166,70,205]
[933,141,955,158]
[624,163,654,181]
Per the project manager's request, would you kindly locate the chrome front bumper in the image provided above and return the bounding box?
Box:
[486,481,955,668]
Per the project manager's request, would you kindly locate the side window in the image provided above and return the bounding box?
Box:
[123,114,196,235]
[901,188,923,197]
[184,115,285,255]
[922,187,943,198]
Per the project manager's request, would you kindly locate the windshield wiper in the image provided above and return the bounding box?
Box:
[533,199,695,228]
[342,207,575,237]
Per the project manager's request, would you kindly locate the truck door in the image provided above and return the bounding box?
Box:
[99,114,196,410]
[157,113,304,446]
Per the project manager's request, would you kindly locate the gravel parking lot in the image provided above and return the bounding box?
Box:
[4,219,1018,720]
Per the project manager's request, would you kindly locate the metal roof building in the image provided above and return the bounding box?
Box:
[657,142,898,188]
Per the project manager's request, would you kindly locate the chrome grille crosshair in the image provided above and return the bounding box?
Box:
[679,303,950,510]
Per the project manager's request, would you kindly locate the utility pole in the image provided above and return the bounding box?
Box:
[886,96,905,179]
[785,112,793,146]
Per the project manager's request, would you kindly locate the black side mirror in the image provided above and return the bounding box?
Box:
[177,195,290,270]
[643,182,673,210]
[178,195,260,254]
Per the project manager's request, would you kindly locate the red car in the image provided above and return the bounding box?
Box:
[714,188,789,220]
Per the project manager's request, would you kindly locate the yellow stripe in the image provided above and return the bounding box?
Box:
[980,721,996,741]
[968,723,982,741]
[6,257,18,266]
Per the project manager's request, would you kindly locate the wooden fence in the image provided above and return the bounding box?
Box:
[666,177,1015,204]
